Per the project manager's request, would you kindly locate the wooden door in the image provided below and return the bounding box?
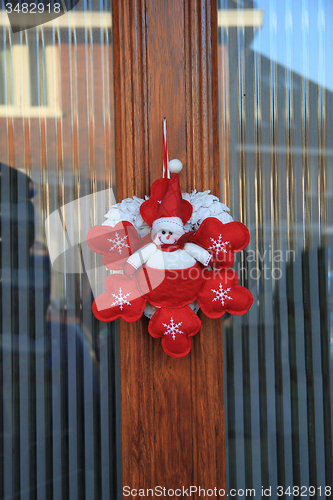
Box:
[112,0,226,494]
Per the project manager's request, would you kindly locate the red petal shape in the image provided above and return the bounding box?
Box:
[190,219,250,269]
[197,268,253,318]
[92,274,146,322]
[87,221,151,270]
[148,306,201,358]
[135,264,205,308]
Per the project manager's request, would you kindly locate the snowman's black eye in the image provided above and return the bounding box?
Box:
[162,230,166,235]
[169,232,173,235]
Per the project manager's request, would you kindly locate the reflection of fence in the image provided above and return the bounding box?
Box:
[0,162,121,499]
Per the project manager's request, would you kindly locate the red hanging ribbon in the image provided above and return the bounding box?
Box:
[162,118,169,178]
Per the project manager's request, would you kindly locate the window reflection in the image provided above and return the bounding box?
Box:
[0,2,120,498]
[218,0,333,495]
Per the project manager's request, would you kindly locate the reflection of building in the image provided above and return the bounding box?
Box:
[0,6,115,184]
[219,1,333,238]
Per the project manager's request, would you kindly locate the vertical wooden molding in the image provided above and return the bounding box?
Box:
[113,0,149,201]
[113,0,225,494]
[112,0,155,491]
[185,0,220,190]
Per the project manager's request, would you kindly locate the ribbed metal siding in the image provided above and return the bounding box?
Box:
[0,2,121,499]
[218,0,332,497]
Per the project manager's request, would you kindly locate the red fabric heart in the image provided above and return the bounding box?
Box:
[148,306,201,358]
[190,218,250,268]
[87,221,151,270]
[197,268,253,318]
[92,274,146,322]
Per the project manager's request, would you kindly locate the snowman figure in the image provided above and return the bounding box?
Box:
[121,160,216,322]
[123,160,212,278]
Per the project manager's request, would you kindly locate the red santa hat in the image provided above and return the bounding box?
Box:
[140,160,193,235]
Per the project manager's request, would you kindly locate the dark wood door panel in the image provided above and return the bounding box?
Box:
[113,0,225,494]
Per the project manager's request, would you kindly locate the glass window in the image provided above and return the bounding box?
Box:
[0,3,121,499]
[0,41,59,116]
[217,0,333,494]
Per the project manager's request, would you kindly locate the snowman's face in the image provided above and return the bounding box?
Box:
[154,229,182,245]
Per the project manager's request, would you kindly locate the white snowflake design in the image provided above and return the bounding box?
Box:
[208,234,229,254]
[111,287,131,310]
[162,317,184,340]
[107,232,129,254]
[211,283,233,306]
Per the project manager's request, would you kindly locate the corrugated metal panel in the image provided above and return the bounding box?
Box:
[218,0,333,496]
[0,2,121,499]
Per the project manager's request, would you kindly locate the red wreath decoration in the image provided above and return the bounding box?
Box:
[87,120,253,357]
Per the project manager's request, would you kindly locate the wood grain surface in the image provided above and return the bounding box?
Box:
[113,0,225,496]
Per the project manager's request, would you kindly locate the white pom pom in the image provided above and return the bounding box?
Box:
[168,159,183,173]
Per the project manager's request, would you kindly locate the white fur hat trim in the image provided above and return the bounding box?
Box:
[152,217,185,234]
